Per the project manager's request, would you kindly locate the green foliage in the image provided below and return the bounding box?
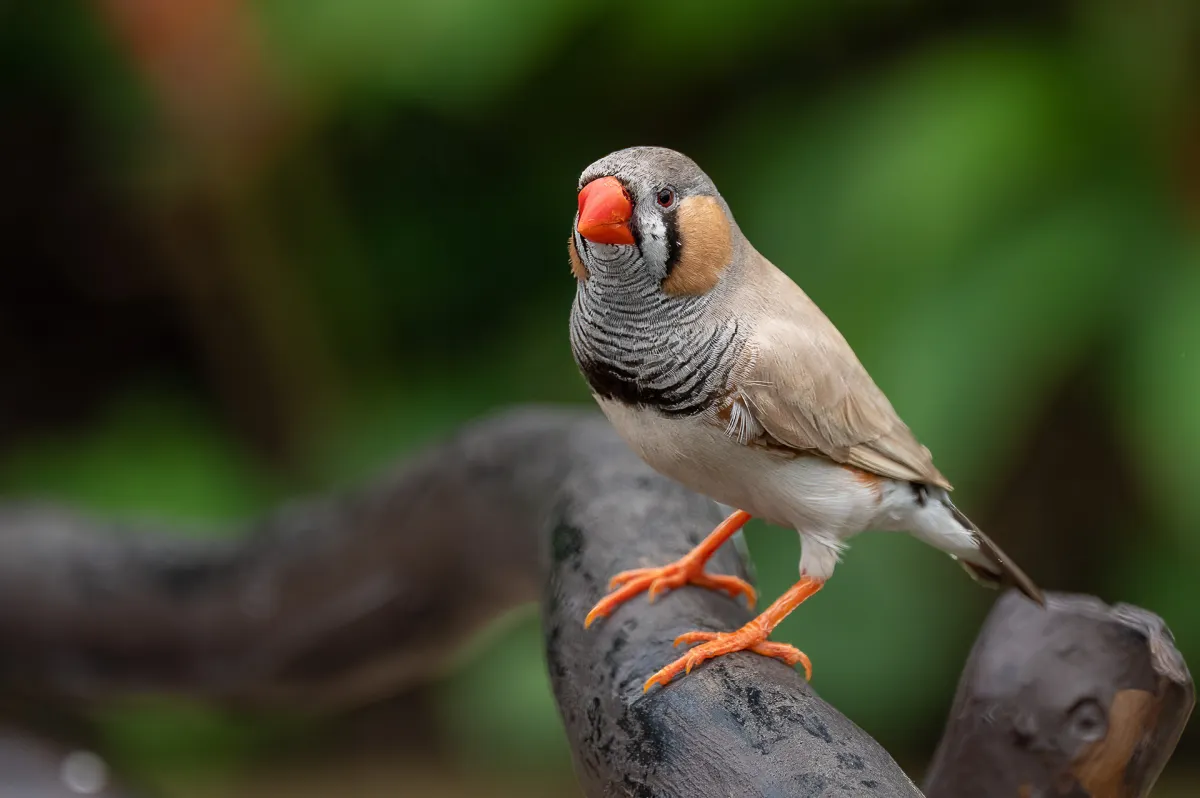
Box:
[5,0,1199,788]
[0,389,280,524]
[438,610,574,773]
[258,0,591,109]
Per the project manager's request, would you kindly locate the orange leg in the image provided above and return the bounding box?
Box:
[584,510,756,629]
[643,576,824,692]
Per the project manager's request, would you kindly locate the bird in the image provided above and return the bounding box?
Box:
[566,145,1045,692]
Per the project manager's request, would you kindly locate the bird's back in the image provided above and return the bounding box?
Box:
[721,247,951,489]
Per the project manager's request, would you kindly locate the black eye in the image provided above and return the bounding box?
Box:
[656,188,675,208]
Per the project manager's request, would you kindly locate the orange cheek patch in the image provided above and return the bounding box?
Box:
[661,195,733,296]
[568,235,589,281]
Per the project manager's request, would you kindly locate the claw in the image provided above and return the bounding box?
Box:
[642,577,825,691]
[644,629,811,691]
[585,563,755,626]
[584,510,754,630]
[691,572,757,607]
[607,569,641,591]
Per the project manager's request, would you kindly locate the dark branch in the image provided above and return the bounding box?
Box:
[540,430,923,796]
[0,404,1190,797]
[0,406,587,709]
[0,406,921,794]
[923,591,1194,798]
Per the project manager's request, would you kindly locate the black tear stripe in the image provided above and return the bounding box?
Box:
[577,356,713,417]
[912,483,929,507]
[661,208,681,278]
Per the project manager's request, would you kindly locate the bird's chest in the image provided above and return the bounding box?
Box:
[569,293,740,418]
[595,398,785,521]
[571,325,713,419]
[595,397,723,476]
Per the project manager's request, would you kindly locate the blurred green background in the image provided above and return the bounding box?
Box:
[3,0,1199,795]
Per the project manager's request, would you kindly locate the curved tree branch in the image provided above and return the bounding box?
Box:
[0,406,922,795]
[923,591,1194,798]
[0,405,1190,797]
[0,406,584,710]
[539,431,923,796]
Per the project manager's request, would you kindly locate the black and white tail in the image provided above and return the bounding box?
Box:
[939,491,1045,606]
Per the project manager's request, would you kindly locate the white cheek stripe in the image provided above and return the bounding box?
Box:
[635,209,670,275]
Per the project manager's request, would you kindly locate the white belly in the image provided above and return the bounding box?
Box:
[595,398,880,539]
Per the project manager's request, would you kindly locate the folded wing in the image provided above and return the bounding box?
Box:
[736,311,951,490]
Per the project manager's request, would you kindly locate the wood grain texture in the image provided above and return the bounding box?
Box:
[539,424,923,797]
[0,405,1189,797]
[0,406,921,797]
[922,591,1194,798]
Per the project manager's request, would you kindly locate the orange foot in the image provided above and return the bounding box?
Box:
[644,629,812,692]
[642,576,825,692]
[584,510,756,629]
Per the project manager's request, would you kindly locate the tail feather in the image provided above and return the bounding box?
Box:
[940,494,1045,607]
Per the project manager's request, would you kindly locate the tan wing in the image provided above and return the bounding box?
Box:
[733,261,951,489]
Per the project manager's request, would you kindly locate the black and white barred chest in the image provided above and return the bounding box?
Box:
[568,286,744,418]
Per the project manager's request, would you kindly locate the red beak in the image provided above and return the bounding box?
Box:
[576,176,634,245]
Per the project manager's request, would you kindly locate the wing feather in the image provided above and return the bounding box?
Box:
[734,307,951,490]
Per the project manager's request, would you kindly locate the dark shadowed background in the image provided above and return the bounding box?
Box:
[2,0,1198,795]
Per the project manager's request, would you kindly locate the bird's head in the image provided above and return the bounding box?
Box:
[569,147,740,296]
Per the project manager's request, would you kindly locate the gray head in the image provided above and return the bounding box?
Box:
[569,147,740,295]
[567,147,748,416]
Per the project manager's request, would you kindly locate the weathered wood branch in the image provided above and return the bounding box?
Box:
[0,405,1190,797]
[923,591,1194,798]
[0,407,581,710]
[540,441,924,795]
[0,407,921,794]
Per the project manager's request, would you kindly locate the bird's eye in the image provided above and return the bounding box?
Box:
[656,188,676,208]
